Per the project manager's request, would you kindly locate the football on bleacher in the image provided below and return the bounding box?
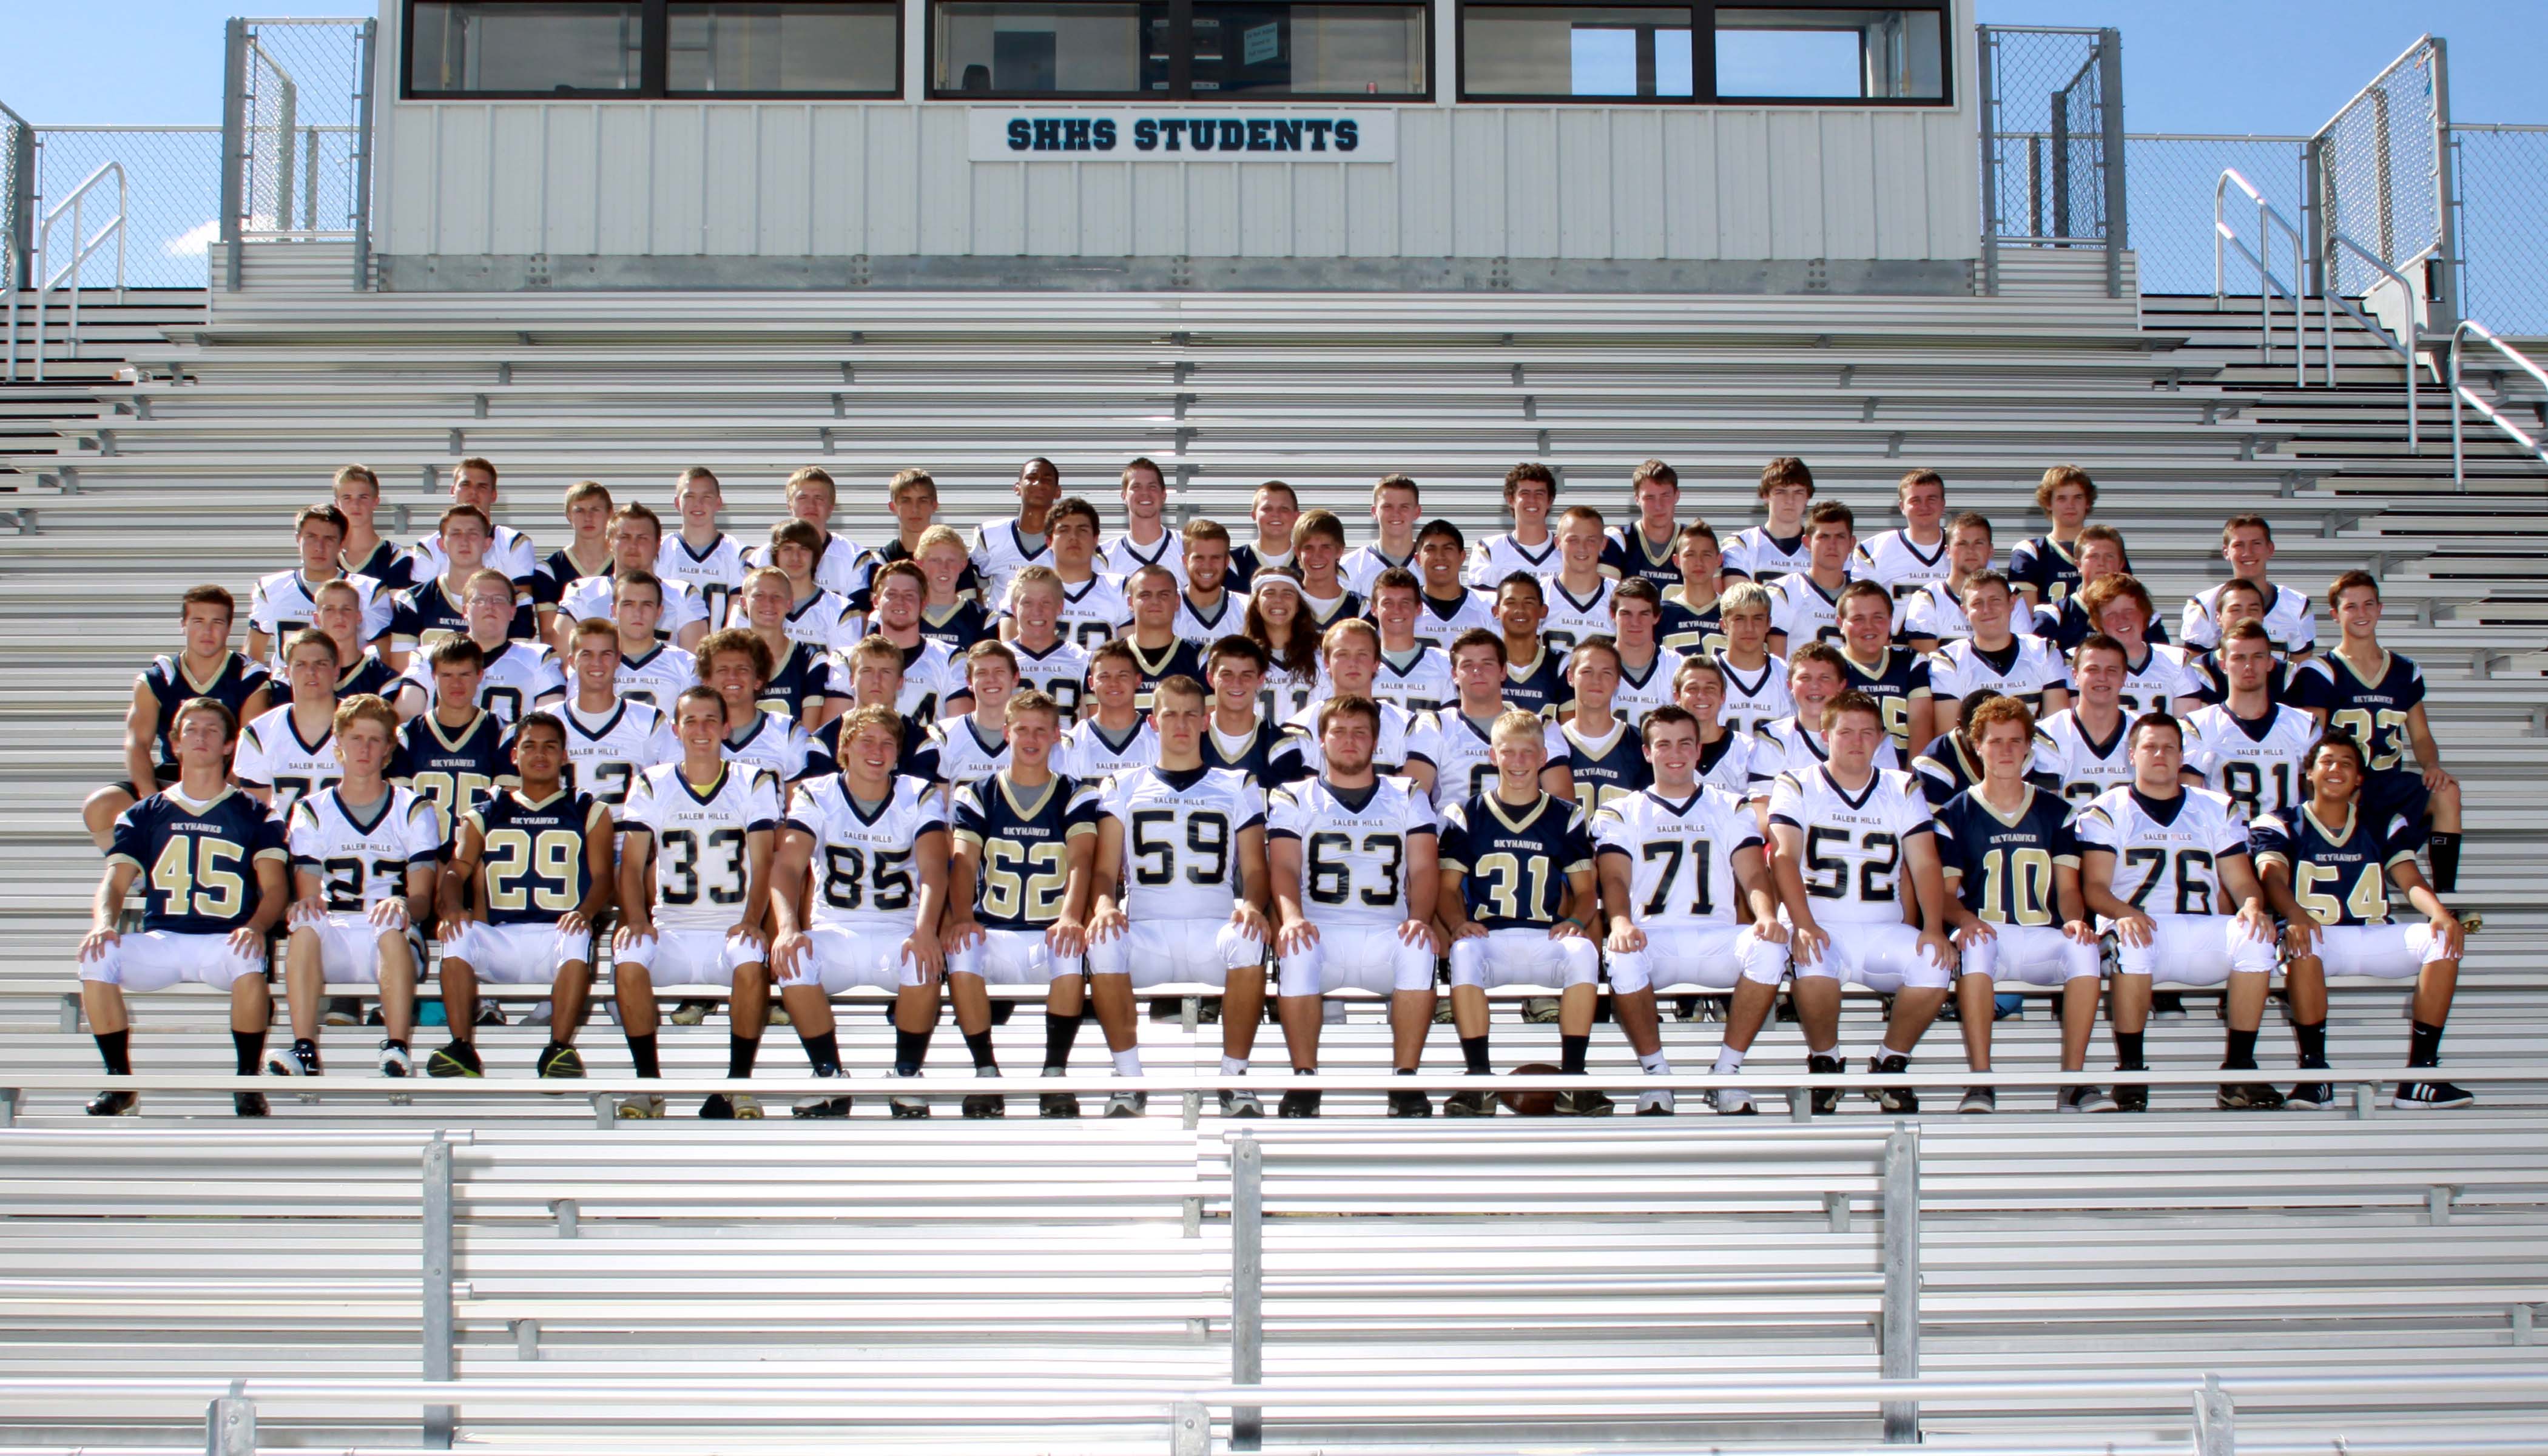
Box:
[1502,1065,1562,1117]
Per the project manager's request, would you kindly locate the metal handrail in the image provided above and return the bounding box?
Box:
[2213,168,2312,386]
[29,159,126,383]
[2322,228,2435,454]
[2449,319,2548,490]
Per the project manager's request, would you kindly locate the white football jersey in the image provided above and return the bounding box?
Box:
[869,636,969,721]
[1594,784,1763,928]
[414,524,538,586]
[1266,775,1437,929]
[924,716,1013,789]
[1927,635,2069,709]
[249,568,393,669]
[1850,530,1956,615]
[1697,729,1767,798]
[614,642,698,710]
[2183,703,2320,824]
[1370,645,1454,714]
[287,785,441,909]
[745,534,868,599]
[2030,708,2138,806]
[1902,580,2037,644]
[1058,716,1159,783]
[1749,716,1902,796]
[1610,646,1684,726]
[1042,575,1131,651]
[721,710,812,783]
[1170,589,1252,646]
[1340,545,1418,599]
[970,521,1055,613]
[2074,784,2251,918]
[559,573,710,641]
[1537,576,1617,656]
[622,761,783,933]
[2108,644,2206,717]
[1466,530,1563,590]
[1008,637,1092,723]
[1764,766,1935,923]
[2182,579,2317,658]
[1722,526,1812,585]
[1713,652,1795,736]
[1100,529,1187,587]
[402,639,565,725]
[1099,765,1266,921]
[786,772,946,935]
[1410,588,1498,653]
[234,704,341,814]
[769,591,859,652]
[1767,573,1844,649]
[1406,708,1568,808]
[656,533,751,627]
[1262,659,1321,725]
[1278,697,1416,780]
[562,698,678,810]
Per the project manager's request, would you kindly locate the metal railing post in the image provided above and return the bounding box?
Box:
[2428,36,2458,327]
[2049,93,2069,241]
[220,19,247,291]
[204,1381,255,1456]
[2097,29,2126,298]
[352,17,379,289]
[1975,27,1998,296]
[1880,1125,1920,1444]
[273,64,297,234]
[2194,1373,2237,1456]
[423,1133,455,1449]
[1230,1133,1264,1452]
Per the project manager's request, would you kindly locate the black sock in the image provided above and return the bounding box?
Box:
[1460,1036,1492,1075]
[2408,1019,2445,1069]
[799,1030,841,1076]
[1042,1012,1082,1073]
[291,1037,317,1057]
[964,1030,998,1072]
[2115,1031,2146,1070]
[726,1034,759,1079]
[626,1033,661,1078]
[235,1031,266,1076]
[1560,1034,1590,1075]
[383,1037,408,1053]
[2292,1019,2328,1068]
[543,1039,568,1061]
[894,1027,932,1077]
[95,1028,132,1076]
[2223,1027,2260,1071]
[2426,832,2461,894]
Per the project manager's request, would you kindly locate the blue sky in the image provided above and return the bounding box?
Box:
[2,1,2545,129]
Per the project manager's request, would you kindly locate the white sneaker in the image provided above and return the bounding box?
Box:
[377,1042,413,1079]
[1709,1087,1755,1116]
[1104,1089,1148,1118]
[1636,1090,1675,1116]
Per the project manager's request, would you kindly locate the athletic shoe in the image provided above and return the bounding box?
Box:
[2150,993,2189,1020]
[322,997,360,1027]
[889,1087,931,1119]
[1807,1054,1845,1115]
[1103,1089,1147,1118]
[962,1093,1008,1119]
[536,1045,585,1079]
[267,1042,322,1079]
[1636,1090,1675,1116]
[1555,1087,1614,1117]
[1221,1088,1264,1119]
[2113,1076,2149,1113]
[1869,1054,1918,1114]
[426,1042,484,1078]
[2217,1082,2287,1111]
[1674,996,1703,1021]
[1277,1089,1321,1119]
[1958,1086,1997,1115]
[1039,1090,1080,1119]
[1709,1088,1756,1116]
[1443,1089,1497,1117]
[378,1042,412,1079]
[2393,1080,2476,1110]
[700,1093,741,1120]
[85,1090,138,1117]
[669,1001,710,1026]
[2061,1085,2117,1114]
[794,1072,852,1118]
[616,1094,667,1120]
[2286,1081,2334,1110]
[234,1091,269,1118]
[1520,997,1561,1024]
[1387,1088,1432,1118]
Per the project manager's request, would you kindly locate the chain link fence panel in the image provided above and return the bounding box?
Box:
[32,128,223,290]
[2122,135,2306,297]
[2453,125,2548,338]
[2313,36,2448,299]
[237,18,369,237]
[1978,27,2114,251]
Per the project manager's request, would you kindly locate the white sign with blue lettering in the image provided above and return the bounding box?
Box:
[967,109,1397,163]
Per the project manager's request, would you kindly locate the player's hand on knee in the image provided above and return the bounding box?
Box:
[1276,920,1320,958]
[1402,918,1444,955]
[613,919,652,953]
[555,909,588,940]
[1952,920,1995,950]
[80,926,120,961]
[368,898,409,931]
[944,917,985,954]
[2234,899,2275,943]
[228,926,268,961]
[1790,921,1829,966]
[2114,911,2155,948]
[1088,905,1129,942]
[1450,918,1487,943]
[2061,918,2096,946]
[1918,929,1955,971]
[904,928,946,981]
[2425,767,2457,795]
[1605,921,1645,956]
[2430,911,2464,959]
[769,929,810,979]
[289,895,329,929]
[1047,917,1087,959]
[1752,918,1791,948]
[2282,918,2319,960]
[1230,902,1272,942]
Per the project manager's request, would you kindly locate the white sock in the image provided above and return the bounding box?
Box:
[1639,1051,1672,1075]
[1219,1055,1248,1076]
[1713,1046,1746,1075]
[1111,1048,1143,1077]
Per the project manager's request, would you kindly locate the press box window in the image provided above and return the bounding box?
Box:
[932,0,1427,99]
[1457,1,1946,103]
[1714,7,1943,101]
[405,0,902,98]
[410,2,647,94]
[669,4,902,93]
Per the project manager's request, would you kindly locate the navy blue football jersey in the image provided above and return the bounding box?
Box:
[345,538,415,593]
[2188,650,2294,707]
[1502,644,1569,719]
[951,772,1102,931]
[335,651,402,702]
[392,709,519,843]
[806,710,934,781]
[107,787,288,935]
[2251,804,2419,926]
[1912,731,2061,810]
[1839,646,1933,752]
[918,599,993,653]
[2006,535,2086,608]
[2287,649,2425,784]
[462,787,607,927]
[1933,785,2078,927]
[1658,592,1726,657]
[2032,594,2170,655]
[1438,791,1594,931]
[757,641,834,722]
[138,652,271,768]
[391,578,535,652]
[1602,522,1684,591]
[1560,719,1650,815]
[1124,637,1205,712]
[1202,716,1292,784]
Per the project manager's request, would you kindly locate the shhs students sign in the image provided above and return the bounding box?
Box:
[967,110,1398,163]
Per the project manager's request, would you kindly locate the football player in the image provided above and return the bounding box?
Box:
[969,456,1061,611]
[1720,456,1816,585]
[272,694,440,1083]
[769,703,954,1119]
[1173,519,1252,644]
[2075,575,2206,717]
[394,568,565,725]
[532,480,615,636]
[760,519,860,658]
[1406,629,1571,807]
[1435,710,1605,1116]
[2075,712,2282,1111]
[1267,695,1444,1118]
[2183,514,2317,661]
[390,636,521,844]
[805,635,938,781]
[2030,527,2165,654]
[1085,675,1274,1117]
[1833,579,1936,757]
[80,697,290,1117]
[613,687,783,1120]
[943,689,1099,1118]
[1902,514,2035,652]
[1710,582,1793,735]
[1001,566,1093,723]
[86,586,274,852]
[1750,643,1902,794]
[2183,620,2320,825]
[1199,636,1289,783]
[1602,459,1684,590]
[312,580,403,705]
[1558,637,1647,812]
[1492,573,1569,719]
[1927,571,2069,730]
[1057,639,1160,783]
[1242,569,1326,724]
[2254,735,2469,1110]
[1850,468,1954,615]
[1933,695,2103,1113]
[1340,474,1424,597]
[1029,496,1131,650]
[914,525,993,652]
[860,559,973,722]
[1915,688,2058,809]
[331,463,408,588]
[1102,457,1187,586]
[411,457,537,593]
[1595,705,1786,1115]
[2007,463,2099,611]
[432,710,615,1079]
[558,504,710,653]
[920,641,1020,792]
[732,567,837,729]
[1764,499,1855,655]
[1366,567,1454,713]
[2186,581,2293,704]
[247,504,391,673]
[1539,506,1619,655]
[1468,462,1563,587]
[1657,522,1727,657]
[1275,619,1422,786]
[1122,564,1206,709]
[1227,480,1300,587]
[851,468,979,612]
[1758,689,1956,1114]
[236,630,351,816]
[1291,509,1363,628]
[2289,570,2462,892]
[656,466,750,628]
[745,466,866,598]
[1673,655,1768,798]
[608,570,701,708]
[557,619,678,812]
[2032,634,2139,805]
[1603,579,1682,726]
[388,504,518,672]
[1410,519,1498,652]
[697,629,813,787]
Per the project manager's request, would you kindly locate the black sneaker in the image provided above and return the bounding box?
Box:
[1039,1091,1080,1119]
[426,1041,484,1078]
[2393,1080,2476,1110]
[2286,1080,2334,1110]
[2217,1081,2287,1111]
[792,1080,854,1117]
[85,1090,138,1117]
[1278,1089,1322,1119]
[234,1091,269,1118]
[1387,1088,1432,1118]
[1957,1086,1996,1114]
[2061,1085,2117,1114]
[1868,1054,1918,1114]
[1807,1053,1845,1115]
[2113,1074,2150,1113]
[1554,1087,1615,1117]
[701,1093,740,1121]
[1443,1089,1497,1117]
[962,1093,1007,1119]
[534,1045,584,1079]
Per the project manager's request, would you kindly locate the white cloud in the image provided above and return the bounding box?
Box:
[164,219,220,258]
